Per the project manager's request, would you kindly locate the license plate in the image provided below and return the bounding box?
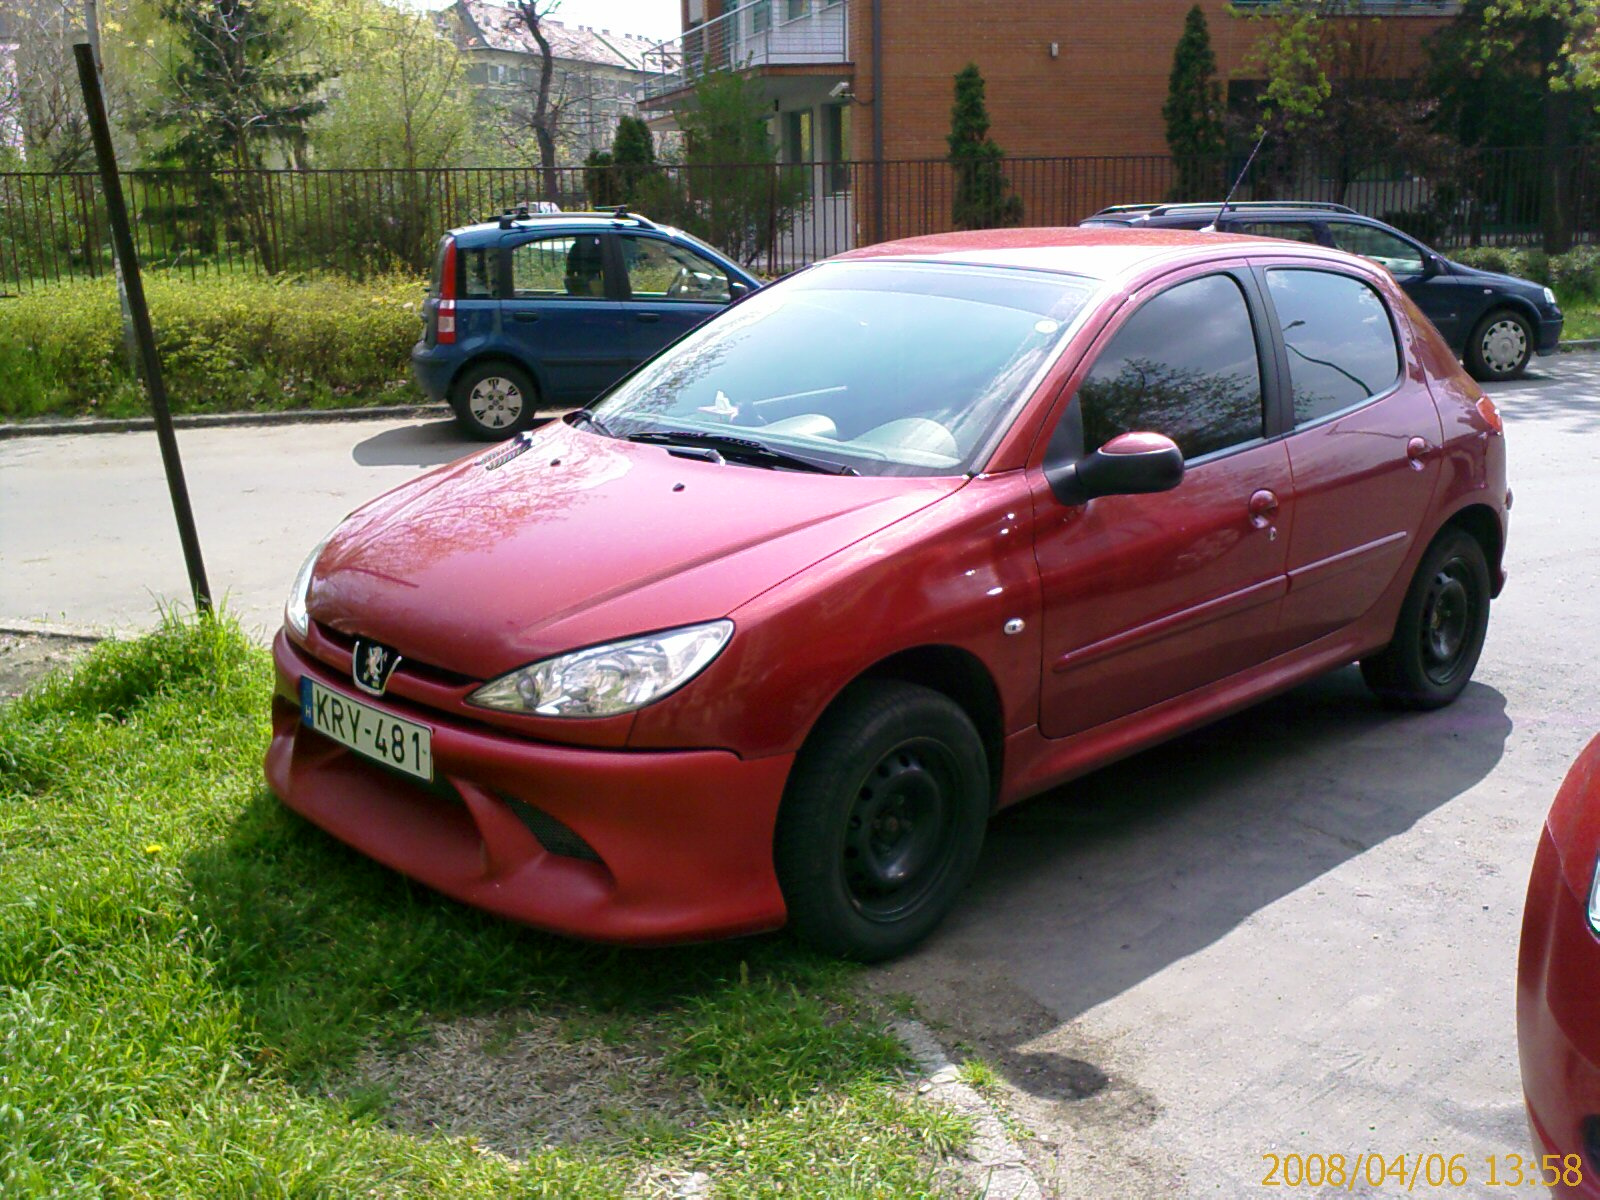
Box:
[300,678,434,782]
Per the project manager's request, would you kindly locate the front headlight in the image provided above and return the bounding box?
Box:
[467,621,734,718]
[285,534,332,639]
[1543,286,1559,308]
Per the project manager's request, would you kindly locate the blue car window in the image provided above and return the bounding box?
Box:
[1327,223,1425,277]
[620,235,732,303]
[510,235,606,299]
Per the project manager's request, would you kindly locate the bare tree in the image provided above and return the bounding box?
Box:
[0,0,96,169]
[506,0,563,199]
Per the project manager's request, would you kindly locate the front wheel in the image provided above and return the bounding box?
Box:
[1465,308,1534,382]
[774,681,989,961]
[450,361,539,440]
[1360,527,1491,710]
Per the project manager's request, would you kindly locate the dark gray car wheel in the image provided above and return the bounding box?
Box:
[1465,309,1534,382]
[774,680,988,962]
[1359,527,1491,710]
[450,361,539,440]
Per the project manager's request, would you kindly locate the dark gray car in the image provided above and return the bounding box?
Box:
[1082,202,1563,381]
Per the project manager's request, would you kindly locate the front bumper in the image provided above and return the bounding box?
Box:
[265,630,792,944]
[1538,314,1564,356]
[1518,826,1600,1196]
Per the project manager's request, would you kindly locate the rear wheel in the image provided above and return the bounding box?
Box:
[450,361,539,440]
[1360,527,1491,709]
[774,680,989,961]
[1465,308,1533,381]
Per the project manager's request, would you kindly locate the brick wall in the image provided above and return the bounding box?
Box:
[848,0,1451,161]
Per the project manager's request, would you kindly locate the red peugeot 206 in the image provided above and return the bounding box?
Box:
[266,228,1509,961]
[1520,735,1600,1196]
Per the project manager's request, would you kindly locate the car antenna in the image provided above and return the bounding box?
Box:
[1201,129,1268,233]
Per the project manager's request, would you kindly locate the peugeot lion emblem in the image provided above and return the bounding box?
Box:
[352,637,402,696]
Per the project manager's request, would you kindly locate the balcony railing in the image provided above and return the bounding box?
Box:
[638,0,849,103]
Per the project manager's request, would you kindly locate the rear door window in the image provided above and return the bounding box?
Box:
[1231,220,1319,244]
[1077,273,1264,460]
[1265,268,1402,425]
[508,234,608,298]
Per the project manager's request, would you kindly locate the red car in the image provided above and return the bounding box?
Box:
[266,228,1508,961]
[1520,735,1600,1196]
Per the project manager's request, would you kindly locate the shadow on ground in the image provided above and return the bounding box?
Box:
[350,420,475,468]
[1485,357,1600,432]
[872,667,1510,1103]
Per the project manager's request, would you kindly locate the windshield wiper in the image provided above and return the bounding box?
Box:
[567,408,615,437]
[627,430,858,476]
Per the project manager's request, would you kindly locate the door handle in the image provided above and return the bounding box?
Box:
[1248,489,1279,530]
[635,312,662,323]
[1406,436,1432,470]
[511,311,539,323]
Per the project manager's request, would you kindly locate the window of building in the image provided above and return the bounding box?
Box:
[1325,222,1425,276]
[823,104,849,192]
[510,235,607,299]
[1266,269,1401,425]
[781,110,812,164]
[785,0,808,18]
[1077,274,1264,460]
[618,235,731,302]
[751,0,771,33]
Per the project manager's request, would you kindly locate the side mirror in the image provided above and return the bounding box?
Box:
[728,280,752,302]
[1044,431,1185,505]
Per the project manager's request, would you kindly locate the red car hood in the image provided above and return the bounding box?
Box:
[307,421,963,680]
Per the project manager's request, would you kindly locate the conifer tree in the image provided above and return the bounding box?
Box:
[1163,4,1227,200]
[947,63,1022,230]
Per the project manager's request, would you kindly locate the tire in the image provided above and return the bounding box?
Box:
[1359,527,1491,710]
[449,361,539,440]
[1465,308,1534,382]
[774,680,989,962]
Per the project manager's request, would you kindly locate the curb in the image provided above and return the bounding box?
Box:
[0,403,453,441]
[895,1018,1045,1200]
[1558,339,1600,352]
[0,618,120,642]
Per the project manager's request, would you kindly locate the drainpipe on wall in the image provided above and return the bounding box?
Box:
[871,0,884,243]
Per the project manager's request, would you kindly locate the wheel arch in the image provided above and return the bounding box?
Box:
[1442,502,1506,599]
[808,645,1006,808]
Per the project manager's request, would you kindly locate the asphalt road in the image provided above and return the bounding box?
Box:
[2,358,1596,1198]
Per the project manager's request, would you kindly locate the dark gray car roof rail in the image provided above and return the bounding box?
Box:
[1090,200,1360,219]
[488,205,661,231]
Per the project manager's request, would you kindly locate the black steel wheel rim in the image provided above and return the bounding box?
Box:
[842,737,961,923]
[1421,558,1474,685]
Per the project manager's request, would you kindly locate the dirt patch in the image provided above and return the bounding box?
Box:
[0,631,94,700]
[351,1011,709,1160]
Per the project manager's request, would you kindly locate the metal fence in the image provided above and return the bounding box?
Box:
[2,146,1596,294]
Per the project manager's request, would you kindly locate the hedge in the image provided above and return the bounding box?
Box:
[1451,245,1600,306]
[0,272,425,421]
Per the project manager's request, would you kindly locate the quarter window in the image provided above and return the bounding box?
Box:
[1266,269,1401,425]
[1077,273,1264,460]
[1326,222,1425,277]
[509,234,607,299]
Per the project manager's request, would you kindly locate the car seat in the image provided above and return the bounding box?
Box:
[564,237,606,297]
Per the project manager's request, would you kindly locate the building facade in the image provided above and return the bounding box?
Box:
[445,0,664,163]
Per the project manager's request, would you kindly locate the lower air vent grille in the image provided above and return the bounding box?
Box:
[499,794,602,863]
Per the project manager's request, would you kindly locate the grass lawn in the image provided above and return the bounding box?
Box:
[1559,303,1600,341]
[0,618,973,1196]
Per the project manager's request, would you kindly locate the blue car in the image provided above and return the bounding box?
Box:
[413,208,761,439]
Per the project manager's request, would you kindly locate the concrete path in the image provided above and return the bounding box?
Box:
[0,413,479,638]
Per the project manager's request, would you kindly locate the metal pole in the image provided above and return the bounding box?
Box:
[73,40,213,615]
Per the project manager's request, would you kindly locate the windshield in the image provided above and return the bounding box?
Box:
[587,261,1098,477]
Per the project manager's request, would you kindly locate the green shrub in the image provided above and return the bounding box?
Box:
[0,271,424,421]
